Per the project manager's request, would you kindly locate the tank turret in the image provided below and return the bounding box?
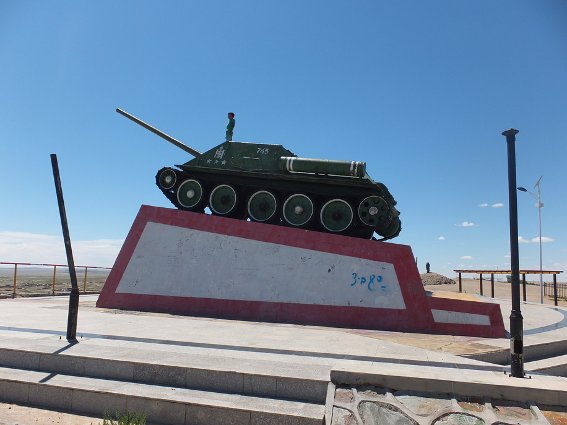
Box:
[117,108,401,240]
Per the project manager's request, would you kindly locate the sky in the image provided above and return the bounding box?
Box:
[1,1,566,279]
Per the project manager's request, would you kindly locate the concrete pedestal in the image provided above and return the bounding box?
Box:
[97,205,505,338]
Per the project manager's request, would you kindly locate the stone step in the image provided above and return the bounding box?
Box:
[0,366,325,425]
[465,338,567,367]
[526,353,567,377]
[0,341,329,404]
[331,362,567,407]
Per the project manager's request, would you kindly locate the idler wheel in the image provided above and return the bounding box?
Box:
[158,168,177,190]
[320,199,353,232]
[247,190,277,222]
[282,194,314,226]
[358,195,389,227]
[176,179,204,209]
[380,216,402,240]
[209,184,238,215]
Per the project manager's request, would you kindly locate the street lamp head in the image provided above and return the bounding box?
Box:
[502,128,519,138]
[517,187,527,192]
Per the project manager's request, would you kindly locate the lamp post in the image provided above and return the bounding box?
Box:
[517,176,544,304]
[502,128,524,378]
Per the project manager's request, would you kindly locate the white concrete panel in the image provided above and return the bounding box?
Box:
[431,309,490,326]
[116,222,406,309]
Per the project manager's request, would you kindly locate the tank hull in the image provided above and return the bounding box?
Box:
[156,166,401,240]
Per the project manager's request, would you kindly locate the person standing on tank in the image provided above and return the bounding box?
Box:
[226,112,235,141]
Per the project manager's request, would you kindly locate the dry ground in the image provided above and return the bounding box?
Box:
[0,402,102,425]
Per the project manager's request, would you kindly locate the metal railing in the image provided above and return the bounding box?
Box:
[544,281,567,299]
[0,261,111,297]
[453,269,564,306]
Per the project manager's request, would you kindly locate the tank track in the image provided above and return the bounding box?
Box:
[155,167,401,241]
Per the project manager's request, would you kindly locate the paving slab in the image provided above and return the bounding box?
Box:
[0,294,566,372]
[0,296,498,372]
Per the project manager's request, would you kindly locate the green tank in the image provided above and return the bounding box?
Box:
[117,108,401,240]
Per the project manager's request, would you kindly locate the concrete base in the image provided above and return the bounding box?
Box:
[97,205,505,338]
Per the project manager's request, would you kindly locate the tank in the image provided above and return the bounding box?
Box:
[116,108,401,240]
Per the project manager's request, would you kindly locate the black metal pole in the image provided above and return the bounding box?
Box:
[50,154,80,342]
[479,273,483,296]
[491,273,495,298]
[553,274,558,306]
[502,128,524,378]
[458,273,462,292]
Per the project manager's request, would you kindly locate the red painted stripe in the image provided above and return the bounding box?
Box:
[428,296,506,338]
[100,292,428,333]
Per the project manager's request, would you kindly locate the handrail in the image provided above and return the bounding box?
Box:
[0,261,110,269]
[452,269,563,306]
[453,269,563,275]
[0,261,111,297]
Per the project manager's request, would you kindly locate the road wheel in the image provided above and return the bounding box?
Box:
[320,199,353,232]
[247,190,278,222]
[282,194,314,227]
[209,184,238,216]
[176,179,204,210]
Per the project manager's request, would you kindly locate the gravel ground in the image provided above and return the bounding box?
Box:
[420,272,456,286]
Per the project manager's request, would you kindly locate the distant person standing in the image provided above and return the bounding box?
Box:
[426,262,431,273]
[226,112,235,141]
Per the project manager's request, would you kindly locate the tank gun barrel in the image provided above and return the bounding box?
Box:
[116,108,201,158]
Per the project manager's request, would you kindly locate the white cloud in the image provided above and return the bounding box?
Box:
[460,255,473,260]
[479,203,489,208]
[517,235,555,244]
[0,231,122,267]
[438,236,446,241]
[531,236,555,243]
[457,221,475,227]
[492,203,504,208]
[504,254,511,258]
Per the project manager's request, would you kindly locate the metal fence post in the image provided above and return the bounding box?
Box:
[553,274,558,306]
[51,265,57,295]
[12,263,18,297]
[83,267,88,294]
